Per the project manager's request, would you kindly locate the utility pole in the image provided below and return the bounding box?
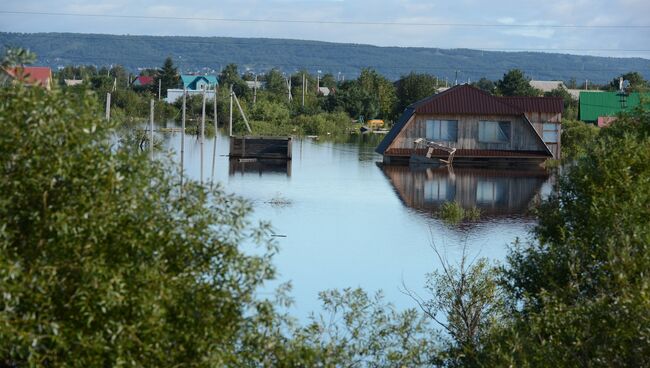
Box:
[200,88,206,185]
[253,73,258,105]
[455,70,458,86]
[180,88,186,195]
[229,85,233,137]
[287,75,292,102]
[586,79,589,90]
[302,73,305,107]
[317,70,321,92]
[211,86,218,187]
[149,99,154,159]
[213,85,218,130]
[105,93,111,121]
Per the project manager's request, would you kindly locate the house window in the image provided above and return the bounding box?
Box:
[476,180,507,204]
[543,123,559,143]
[478,121,510,143]
[425,120,458,141]
[424,178,455,203]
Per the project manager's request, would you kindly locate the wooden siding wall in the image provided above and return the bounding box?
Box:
[381,165,548,216]
[387,114,549,153]
[525,111,562,159]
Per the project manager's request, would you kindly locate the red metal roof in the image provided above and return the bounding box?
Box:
[501,96,564,113]
[134,76,154,86]
[412,85,563,115]
[4,66,52,86]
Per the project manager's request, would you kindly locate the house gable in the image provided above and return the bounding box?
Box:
[377,85,561,158]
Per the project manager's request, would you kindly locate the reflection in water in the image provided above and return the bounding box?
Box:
[229,158,292,177]
[380,165,549,217]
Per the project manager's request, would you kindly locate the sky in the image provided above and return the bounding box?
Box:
[1,0,649,58]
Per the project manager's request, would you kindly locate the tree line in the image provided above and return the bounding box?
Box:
[53,55,649,132]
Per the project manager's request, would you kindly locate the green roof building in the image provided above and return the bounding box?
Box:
[580,91,650,123]
[180,75,218,91]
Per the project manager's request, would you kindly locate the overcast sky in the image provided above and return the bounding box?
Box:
[1,0,649,58]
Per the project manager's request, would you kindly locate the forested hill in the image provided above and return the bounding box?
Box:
[2,32,649,83]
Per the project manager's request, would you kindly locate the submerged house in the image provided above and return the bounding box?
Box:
[376,85,563,166]
[380,165,549,217]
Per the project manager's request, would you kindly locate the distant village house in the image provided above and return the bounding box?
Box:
[132,76,154,87]
[166,74,218,103]
[376,84,563,166]
[3,66,53,90]
[579,91,650,127]
[64,79,84,87]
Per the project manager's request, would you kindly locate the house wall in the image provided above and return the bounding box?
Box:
[525,111,562,159]
[381,166,548,215]
[165,89,216,104]
[387,113,549,153]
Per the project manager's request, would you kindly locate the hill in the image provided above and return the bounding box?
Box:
[2,32,649,84]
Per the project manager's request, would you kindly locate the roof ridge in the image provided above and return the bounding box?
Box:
[408,84,462,109]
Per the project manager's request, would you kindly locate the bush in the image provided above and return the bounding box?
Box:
[485,107,650,366]
[438,202,481,224]
[0,85,277,365]
[561,119,599,162]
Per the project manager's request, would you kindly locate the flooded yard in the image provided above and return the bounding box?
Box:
[157,126,551,318]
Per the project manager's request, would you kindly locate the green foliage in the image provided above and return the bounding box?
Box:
[486,107,650,366]
[156,56,180,98]
[0,85,278,365]
[609,71,649,92]
[1,46,36,67]
[295,288,439,367]
[560,119,599,162]
[472,77,496,94]
[544,85,578,120]
[219,63,251,99]
[405,245,503,367]
[496,69,540,96]
[438,202,481,224]
[395,72,438,114]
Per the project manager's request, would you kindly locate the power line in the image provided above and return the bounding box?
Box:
[1,10,650,29]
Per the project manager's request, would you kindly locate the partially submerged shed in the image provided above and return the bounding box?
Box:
[376,85,563,166]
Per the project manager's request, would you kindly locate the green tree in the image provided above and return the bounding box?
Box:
[404,245,504,367]
[496,69,540,96]
[357,68,397,121]
[395,72,438,115]
[472,77,496,94]
[0,85,278,366]
[485,106,650,366]
[156,56,180,98]
[320,73,337,89]
[1,46,36,68]
[544,85,578,120]
[1,47,37,86]
[263,68,289,103]
[608,71,649,92]
[559,119,599,162]
[219,63,251,100]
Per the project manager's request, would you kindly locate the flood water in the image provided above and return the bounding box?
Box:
[154,123,552,319]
